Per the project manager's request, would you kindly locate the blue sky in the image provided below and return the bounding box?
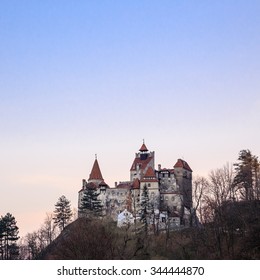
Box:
[0,1,260,237]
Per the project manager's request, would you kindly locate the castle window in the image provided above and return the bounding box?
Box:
[148,183,151,188]
[171,196,175,201]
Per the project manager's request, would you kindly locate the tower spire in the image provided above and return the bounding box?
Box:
[89,157,103,181]
[139,140,148,152]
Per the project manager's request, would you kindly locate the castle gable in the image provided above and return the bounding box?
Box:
[141,166,158,182]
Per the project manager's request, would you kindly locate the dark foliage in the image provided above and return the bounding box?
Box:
[0,213,19,260]
[53,195,72,230]
[38,200,260,260]
[80,187,103,217]
[233,150,260,200]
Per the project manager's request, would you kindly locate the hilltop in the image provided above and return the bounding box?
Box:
[38,200,260,260]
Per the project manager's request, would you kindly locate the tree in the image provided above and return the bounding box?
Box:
[140,184,150,234]
[80,187,103,217]
[41,212,58,245]
[18,212,59,259]
[192,176,208,225]
[53,195,72,231]
[0,218,4,259]
[25,232,40,259]
[233,149,260,200]
[0,213,19,259]
[201,163,236,258]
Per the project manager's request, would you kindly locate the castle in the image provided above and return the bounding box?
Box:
[78,142,193,227]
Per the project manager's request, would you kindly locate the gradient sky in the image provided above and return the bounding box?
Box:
[1,0,260,237]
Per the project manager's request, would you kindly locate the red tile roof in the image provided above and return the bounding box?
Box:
[89,159,104,180]
[144,166,156,177]
[139,143,148,152]
[141,166,159,182]
[174,159,193,172]
[116,182,132,189]
[130,155,153,171]
[132,178,140,189]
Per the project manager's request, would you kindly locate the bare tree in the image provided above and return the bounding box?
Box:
[41,212,58,245]
[203,163,236,258]
[192,176,208,225]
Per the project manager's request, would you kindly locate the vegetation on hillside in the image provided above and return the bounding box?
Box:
[16,149,260,259]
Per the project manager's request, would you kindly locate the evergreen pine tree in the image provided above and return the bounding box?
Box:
[0,218,4,260]
[53,195,72,231]
[0,213,19,259]
[140,184,150,234]
[234,150,260,200]
[80,187,103,217]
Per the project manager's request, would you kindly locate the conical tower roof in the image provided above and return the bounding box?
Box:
[89,158,104,181]
[139,141,148,152]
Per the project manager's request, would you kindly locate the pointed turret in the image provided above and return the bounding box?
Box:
[139,141,148,152]
[89,157,104,181]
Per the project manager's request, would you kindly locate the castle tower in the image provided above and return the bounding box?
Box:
[173,159,193,209]
[130,141,155,181]
[78,156,109,217]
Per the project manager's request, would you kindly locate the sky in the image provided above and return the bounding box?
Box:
[0,0,260,238]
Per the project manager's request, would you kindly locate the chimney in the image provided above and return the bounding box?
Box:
[115,182,118,188]
[158,164,161,171]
